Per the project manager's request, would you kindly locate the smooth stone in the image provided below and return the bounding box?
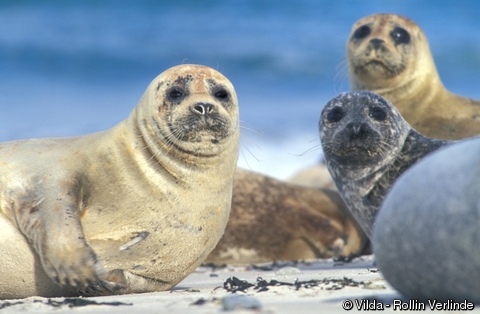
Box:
[275,266,301,276]
[222,295,262,311]
[373,138,480,303]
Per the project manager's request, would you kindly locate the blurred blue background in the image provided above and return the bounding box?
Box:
[1,0,480,179]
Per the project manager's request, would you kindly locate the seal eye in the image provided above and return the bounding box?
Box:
[390,27,410,45]
[168,89,184,100]
[327,107,344,123]
[215,89,229,100]
[353,25,371,40]
[369,107,387,121]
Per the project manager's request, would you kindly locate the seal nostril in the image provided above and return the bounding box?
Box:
[193,104,205,115]
[192,103,214,115]
[370,38,384,49]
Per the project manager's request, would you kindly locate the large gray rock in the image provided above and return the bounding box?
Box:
[373,138,480,303]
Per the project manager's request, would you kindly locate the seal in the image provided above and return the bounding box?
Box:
[319,91,450,238]
[205,168,369,264]
[347,13,480,140]
[0,64,240,299]
[287,162,336,189]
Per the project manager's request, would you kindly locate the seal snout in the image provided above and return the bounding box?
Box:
[191,102,215,116]
[370,38,384,50]
[346,121,371,142]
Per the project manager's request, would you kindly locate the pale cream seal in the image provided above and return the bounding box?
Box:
[0,64,240,298]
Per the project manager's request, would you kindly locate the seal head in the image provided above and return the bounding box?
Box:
[136,64,239,162]
[347,13,436,93]
[319,91,449,238]
[320,91,409,170]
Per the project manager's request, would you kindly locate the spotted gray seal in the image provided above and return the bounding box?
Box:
[347,13,480,140]
[0,64,240,298]
[319,91,450,238]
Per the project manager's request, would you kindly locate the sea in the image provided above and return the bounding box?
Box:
[1,0,480,180]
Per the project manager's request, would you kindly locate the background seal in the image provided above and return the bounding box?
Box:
[206,168,369,264]
[348,13,480,140]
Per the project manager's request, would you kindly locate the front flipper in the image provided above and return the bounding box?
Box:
[79,269,171,296]
[8,181,105,289]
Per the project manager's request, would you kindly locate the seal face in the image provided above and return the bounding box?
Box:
[320,91,409,170]
[347,13,421,90]
[139,65,238,161]
[0,64,240,298]
[319,91,450,238]
[347,13,480,140]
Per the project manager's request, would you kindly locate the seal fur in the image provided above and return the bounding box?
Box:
[206,168,369,264]
[0,64,239,298]
[348,13,480,140]
[319,91,450,238]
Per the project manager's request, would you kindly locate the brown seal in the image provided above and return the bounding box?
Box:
[206,168,369,264]
[287,162,336,189]
[0,64,240,298]
[319,91,450,238]
[347,13,480,140]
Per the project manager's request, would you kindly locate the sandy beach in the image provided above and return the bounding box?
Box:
[1,255,476,313]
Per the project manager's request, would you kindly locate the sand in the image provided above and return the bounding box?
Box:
[1,255,478,313]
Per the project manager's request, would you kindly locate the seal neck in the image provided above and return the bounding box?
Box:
[124,111,239,186]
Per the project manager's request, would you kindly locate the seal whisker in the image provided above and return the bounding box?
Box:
[239,131,262,151]
[239,144,263,163]
[334,58,350,93]
[289,143,323,157]
[239,123,264,137]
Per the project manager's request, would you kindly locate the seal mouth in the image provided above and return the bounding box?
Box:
[353,55,405,79]
[145,117,228,159]
[168,120,229,143]
[337,145,380,158]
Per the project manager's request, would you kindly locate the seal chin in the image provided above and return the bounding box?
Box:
[354,58,404,80]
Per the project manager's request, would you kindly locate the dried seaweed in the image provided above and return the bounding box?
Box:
[223,276,364,293]
[0,297,132,310]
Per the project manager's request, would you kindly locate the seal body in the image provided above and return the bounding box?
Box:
[287,163,336,189]
[348,13,480,140]
[319,91,449,238]
[0,64,240,298]
[206,168,369,264]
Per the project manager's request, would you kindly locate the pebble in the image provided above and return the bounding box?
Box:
[222,295,262,311]
[373,138,480,303]
[275,266,301,276]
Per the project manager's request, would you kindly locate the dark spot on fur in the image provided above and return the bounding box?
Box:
[156,82,163,92]
[174,75,193,86]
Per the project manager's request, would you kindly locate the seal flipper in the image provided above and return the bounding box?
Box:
[79,269,171,296]
[7,181,105,289]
